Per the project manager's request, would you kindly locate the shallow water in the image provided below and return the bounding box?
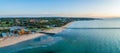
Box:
[10,20,120,53]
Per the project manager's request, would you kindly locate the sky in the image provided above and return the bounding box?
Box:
[0,0,120,18]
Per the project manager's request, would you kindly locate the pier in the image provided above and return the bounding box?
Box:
[39,32,56,35]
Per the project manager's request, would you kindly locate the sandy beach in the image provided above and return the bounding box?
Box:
[42,22,73,34]
[0,22,73,47]
[0,33,45,47]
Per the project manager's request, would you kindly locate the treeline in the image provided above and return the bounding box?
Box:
[0,17,100,27]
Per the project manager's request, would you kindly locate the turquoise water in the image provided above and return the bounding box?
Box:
[10,20,120,53]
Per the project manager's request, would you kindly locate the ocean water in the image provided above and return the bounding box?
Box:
[11,20,120,53]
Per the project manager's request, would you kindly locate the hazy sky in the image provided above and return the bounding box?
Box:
[0,0,120,18]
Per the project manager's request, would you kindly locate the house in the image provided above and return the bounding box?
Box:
[10,26,30,35]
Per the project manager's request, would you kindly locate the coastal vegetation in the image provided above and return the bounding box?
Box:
[0,17,98,38]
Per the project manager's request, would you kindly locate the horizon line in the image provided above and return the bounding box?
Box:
[0,16,120,19]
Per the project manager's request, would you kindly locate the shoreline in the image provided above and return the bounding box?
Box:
[0,22,73,47]
[42,21,73,34]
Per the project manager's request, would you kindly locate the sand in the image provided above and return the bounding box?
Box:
[0,22,73,47]
[43,22,73,34]
[0,33,45,47]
